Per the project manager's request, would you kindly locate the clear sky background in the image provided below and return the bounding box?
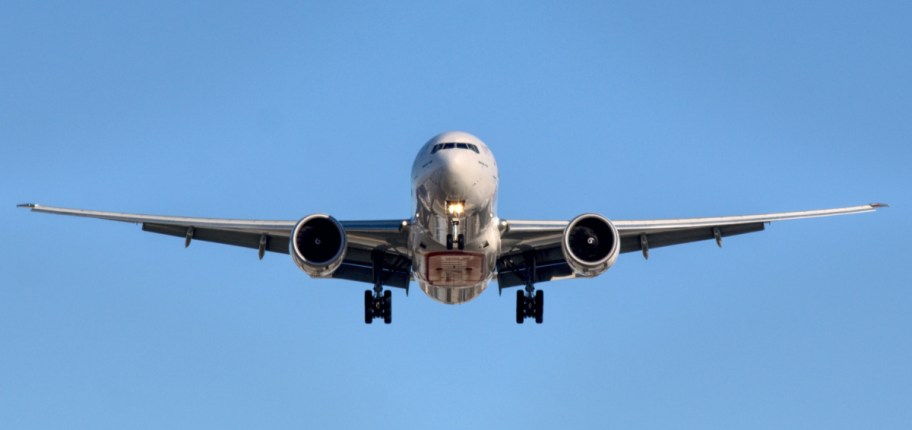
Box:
[2,1,910,429]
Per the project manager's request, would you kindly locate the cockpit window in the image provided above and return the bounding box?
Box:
[430,142,481,154]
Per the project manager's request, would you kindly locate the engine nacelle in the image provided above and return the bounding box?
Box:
[291,214,347,278]
[561,213,620,277]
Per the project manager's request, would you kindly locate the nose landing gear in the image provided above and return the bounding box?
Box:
[445,233,466,250]
[445,216,465,251]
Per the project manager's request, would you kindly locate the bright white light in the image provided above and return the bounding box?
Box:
[447,201,464,215]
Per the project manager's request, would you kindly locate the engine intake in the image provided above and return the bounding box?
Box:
[561,213,620,277]
[291,214,347,277]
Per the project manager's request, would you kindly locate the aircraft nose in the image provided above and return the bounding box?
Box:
[438,151,477,196]
[440,150,471,173]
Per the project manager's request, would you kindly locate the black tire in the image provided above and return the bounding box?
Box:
[364,290,373,324]
[534,290,544,324]
[457,234,465,250]
[516,290,525,324]
[446,234,453,250]
[383,290,392,324]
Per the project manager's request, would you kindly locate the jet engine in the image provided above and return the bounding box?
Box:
[291,214,347,277]
[561,214,620,277]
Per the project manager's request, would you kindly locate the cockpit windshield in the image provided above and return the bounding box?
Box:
[431,142,480,154]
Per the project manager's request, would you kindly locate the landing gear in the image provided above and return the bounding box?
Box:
[446,233,466,250]
[365,250,392,324]
[364,290,373,324]
[516,287,544,324]
[514,251,544,324]
[384,290,392,324]
[515,290,524,324]
[445,217,465,250]
[364,288,392,324]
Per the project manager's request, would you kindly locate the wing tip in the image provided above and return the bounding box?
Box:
[17,203,36,209]
[870,202,889,209]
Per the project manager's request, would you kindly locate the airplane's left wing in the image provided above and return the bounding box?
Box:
[17,204,412,289]
[496,203,886,289]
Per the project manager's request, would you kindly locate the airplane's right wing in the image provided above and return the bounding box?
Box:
[496,203,886,289]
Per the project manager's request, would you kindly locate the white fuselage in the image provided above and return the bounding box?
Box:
[409,131,500,304]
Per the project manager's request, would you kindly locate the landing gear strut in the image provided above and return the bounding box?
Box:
[446,218,465,250]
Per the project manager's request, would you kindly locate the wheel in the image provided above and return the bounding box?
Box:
[457,234,465,250]
[534,290,544,324]
[364,290,373,324]
[383,290,392,324]
[516,290,525,324]
[446,234,453,250]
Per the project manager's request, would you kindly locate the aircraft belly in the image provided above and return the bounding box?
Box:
[410,226,500,304]
[418,280,488,305]
[412,249,494,304]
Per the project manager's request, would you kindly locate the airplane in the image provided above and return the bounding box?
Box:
[18,131,886,324]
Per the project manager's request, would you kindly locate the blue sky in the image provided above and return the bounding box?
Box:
[2,1,910,428]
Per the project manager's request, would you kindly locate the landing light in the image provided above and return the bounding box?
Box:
[447,201,465,216]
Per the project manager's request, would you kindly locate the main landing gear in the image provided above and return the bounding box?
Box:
[365,250,391,324]
[516,287,544,324]
[364,288,391,324]
[515,252,543,324]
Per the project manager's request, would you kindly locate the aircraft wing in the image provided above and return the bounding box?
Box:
[496,203,886,289]
[17,204,412,289]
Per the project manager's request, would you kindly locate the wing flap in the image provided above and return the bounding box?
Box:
[331,246,412,289]
[143,223,290,254]
[619,222,765,253]
[332,262,412,289]
[496,246,574,289]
